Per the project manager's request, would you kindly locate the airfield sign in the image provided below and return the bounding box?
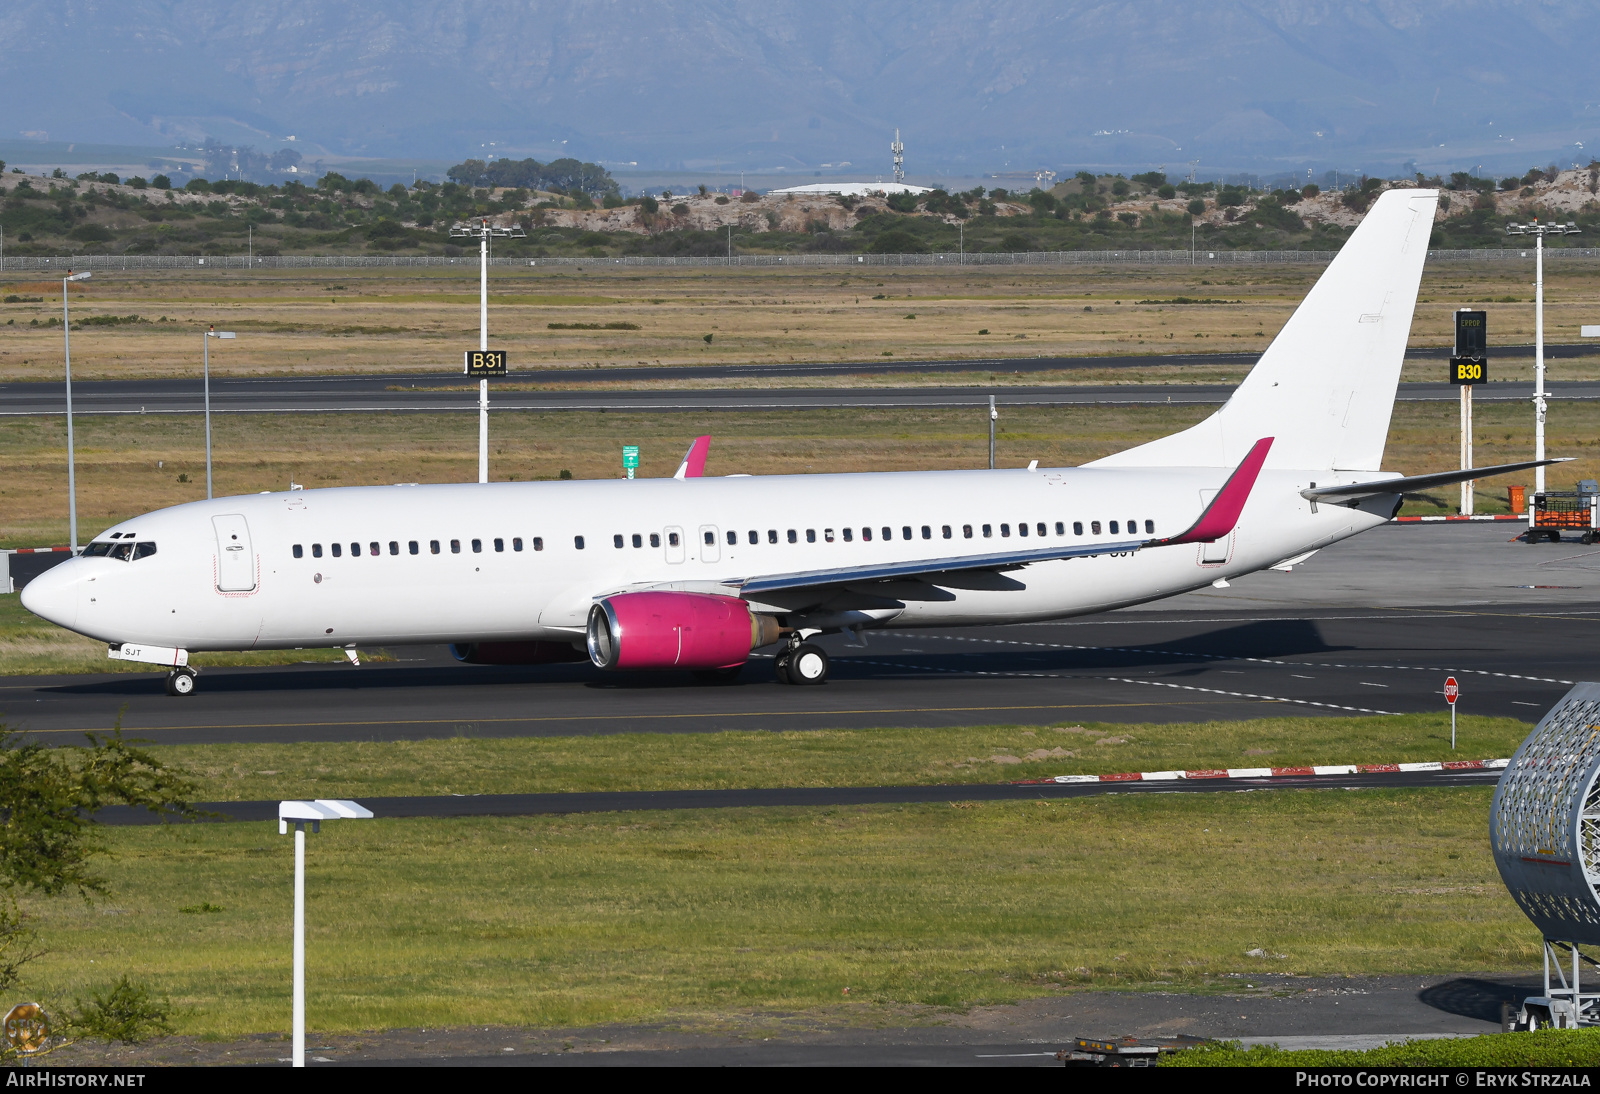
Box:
[1445,676,1460,750]
[623,445,640,480]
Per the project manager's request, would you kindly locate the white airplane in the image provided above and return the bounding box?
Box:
[21,189,1558,695]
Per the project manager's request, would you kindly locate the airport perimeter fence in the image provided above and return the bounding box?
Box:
[2,247,1599,273]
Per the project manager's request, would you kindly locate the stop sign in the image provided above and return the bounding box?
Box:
[1444,677,1460,705]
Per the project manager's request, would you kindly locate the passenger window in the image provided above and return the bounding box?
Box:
[921,525,931,540]
[494,538,504,552]
[450,540,460,554]
[726,530,737,546]
[472,539,483,553]
[574,536,585,550]
[963,525,973,539]
[1018,523,1029,537]
[293,544,304,559]
[430,540,440,555]
[410,541,420,555]
[1091,521,1101,535]
[748,530,758,545]
[901,526,912,540]
[313,543,324,558]
[842,528,853,542]
[1001,524,1011,538]
[615,534,626,549]
[351,542,361,557]
[824,529,834,543]
[133,542,157,560]
[863,527,872,542]
[767,530,777,544]
[633,534,643,548]
[514,538,524,552]
[533,537,544,551]
[390,541,400,555]
[1073,522,1083,536]
[982,524,992,538]
[787,530,797,543]
[332,543,343,558]
[649,534,660,548]
[667,533,678,547]
[1145,520,1154,534]
[1109,521,1119,534]
[1055,522,1065,535]
[881,527,891,541]
[942,525,952,539]
[806,529,816,543]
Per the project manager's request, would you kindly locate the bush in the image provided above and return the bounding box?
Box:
[998,232,1034,251]
[867,229,927,253]
[639,195,659,214]
[1131,171,1166,188]
[1301,183,1320,198]
[1157,184,1176,199]
[603,194,623,208]
[671,203,689,216]
[1110,179,1129,196]
[184,178,211,193]
[1028,189,1056,213]
[1342,190,1373,213]
[740,190,759,203]
[1187,198,1206,216]
[1502,177,1521,191]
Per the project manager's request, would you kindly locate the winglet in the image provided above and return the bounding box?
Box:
[1149,437,1274,547]
[673,436,711,480]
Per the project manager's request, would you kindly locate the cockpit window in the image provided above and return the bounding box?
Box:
[132,542,157,560]
[109,542,135,561]
[83,542,112,557]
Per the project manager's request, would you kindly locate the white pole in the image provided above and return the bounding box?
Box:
[63,279,78,553]
[1460,384,1473,515]
[988,395,996,469]
[292,824,306,1068]
[479,231,489,485]
[1451,701,1456,751]
[1535,232,1547,497]
[204,331,214,500]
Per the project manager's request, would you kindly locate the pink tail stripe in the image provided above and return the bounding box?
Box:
[677,436,711,478]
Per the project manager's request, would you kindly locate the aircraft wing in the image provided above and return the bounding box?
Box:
[1300,457,1571,502]
[673,436,711,479]
[717,438,1276,598]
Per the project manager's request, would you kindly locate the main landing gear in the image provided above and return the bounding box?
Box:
[775,640,829,685]
[164,666,198,696]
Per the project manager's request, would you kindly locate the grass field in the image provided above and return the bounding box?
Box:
[3,261,1599,383]
[17,787,1531,1035]
[2,396,1586,554]
[135,712,1529,804]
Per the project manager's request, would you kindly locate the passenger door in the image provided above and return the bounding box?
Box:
[212,514,257,591]
[698,525,720,563]
[664,526,685,564]
[1197,490,1230,564]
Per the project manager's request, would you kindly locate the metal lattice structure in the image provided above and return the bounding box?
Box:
[1492,682,1600,1027]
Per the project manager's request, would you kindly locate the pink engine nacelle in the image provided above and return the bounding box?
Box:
[587,592,781,671]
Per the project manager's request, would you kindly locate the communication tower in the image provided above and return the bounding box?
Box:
[891,129,905,185]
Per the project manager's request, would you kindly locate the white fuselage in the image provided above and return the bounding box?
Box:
[21,465,1389,653]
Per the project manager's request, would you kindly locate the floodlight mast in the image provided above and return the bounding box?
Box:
[449,218,526,483]
[62,271,91,553]
[1507,219,1581,496]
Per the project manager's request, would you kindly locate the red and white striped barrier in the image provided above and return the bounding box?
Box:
[7,547,73,553]
[1394,514,1525,523]
[1016,757,1508,786]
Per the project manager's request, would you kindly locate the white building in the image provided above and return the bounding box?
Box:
[767,182,934,197]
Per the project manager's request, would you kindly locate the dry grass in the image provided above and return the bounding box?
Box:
[4,261,1599,383]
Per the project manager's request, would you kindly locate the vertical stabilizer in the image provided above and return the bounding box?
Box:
[1091,188,1438,471]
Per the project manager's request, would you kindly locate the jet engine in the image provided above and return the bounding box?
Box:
[586,592,783,671]
[449,641,588,665]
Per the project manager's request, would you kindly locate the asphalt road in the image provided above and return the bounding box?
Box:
[3,344,1597,415]
[5,524,1592,745]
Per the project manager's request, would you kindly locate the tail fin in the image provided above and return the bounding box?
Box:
[673,435,711,479]
[1091,188,1438,472]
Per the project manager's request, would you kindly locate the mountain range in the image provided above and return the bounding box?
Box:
[3,1,1597,181]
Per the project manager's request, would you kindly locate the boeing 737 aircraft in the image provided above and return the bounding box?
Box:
[21,189,1557,694]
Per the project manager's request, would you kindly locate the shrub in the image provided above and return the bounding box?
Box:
[1157,184,1176,199]
[184,178,211,193]
[1501,177,1521,191]
[1301,183,1319,198]
[867,229,927,253]
[1110,179,1129,196]
[639,195,659,214]
[1187,198,1206,216]
[671,203,689,217]
[998,232,1034,251]
[1342,190,1373,213]
[602,194,623,208]
[740,190,759,203]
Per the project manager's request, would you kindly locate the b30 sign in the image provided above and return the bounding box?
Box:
[463,350,508,376]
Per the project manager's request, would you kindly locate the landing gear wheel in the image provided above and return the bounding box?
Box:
[165,667,197,696]
[691,665,744,684]
[788,644,829,685]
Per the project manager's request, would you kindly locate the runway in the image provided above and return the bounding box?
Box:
[3,347,1597,415]
[5,524,1594,745]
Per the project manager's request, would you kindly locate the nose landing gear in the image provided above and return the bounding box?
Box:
[164,666,198,696]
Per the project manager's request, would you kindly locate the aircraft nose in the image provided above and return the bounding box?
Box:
[19,560,79,630]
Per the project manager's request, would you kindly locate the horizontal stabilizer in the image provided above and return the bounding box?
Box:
[1300,458,1572,501]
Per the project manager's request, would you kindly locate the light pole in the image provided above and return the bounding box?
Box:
[203,327,236,499]
[1507,219,1581,496]
[62,271,91,552]
[988,394,997,469]
[449,218,526,483]
[279,799,372,1068]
